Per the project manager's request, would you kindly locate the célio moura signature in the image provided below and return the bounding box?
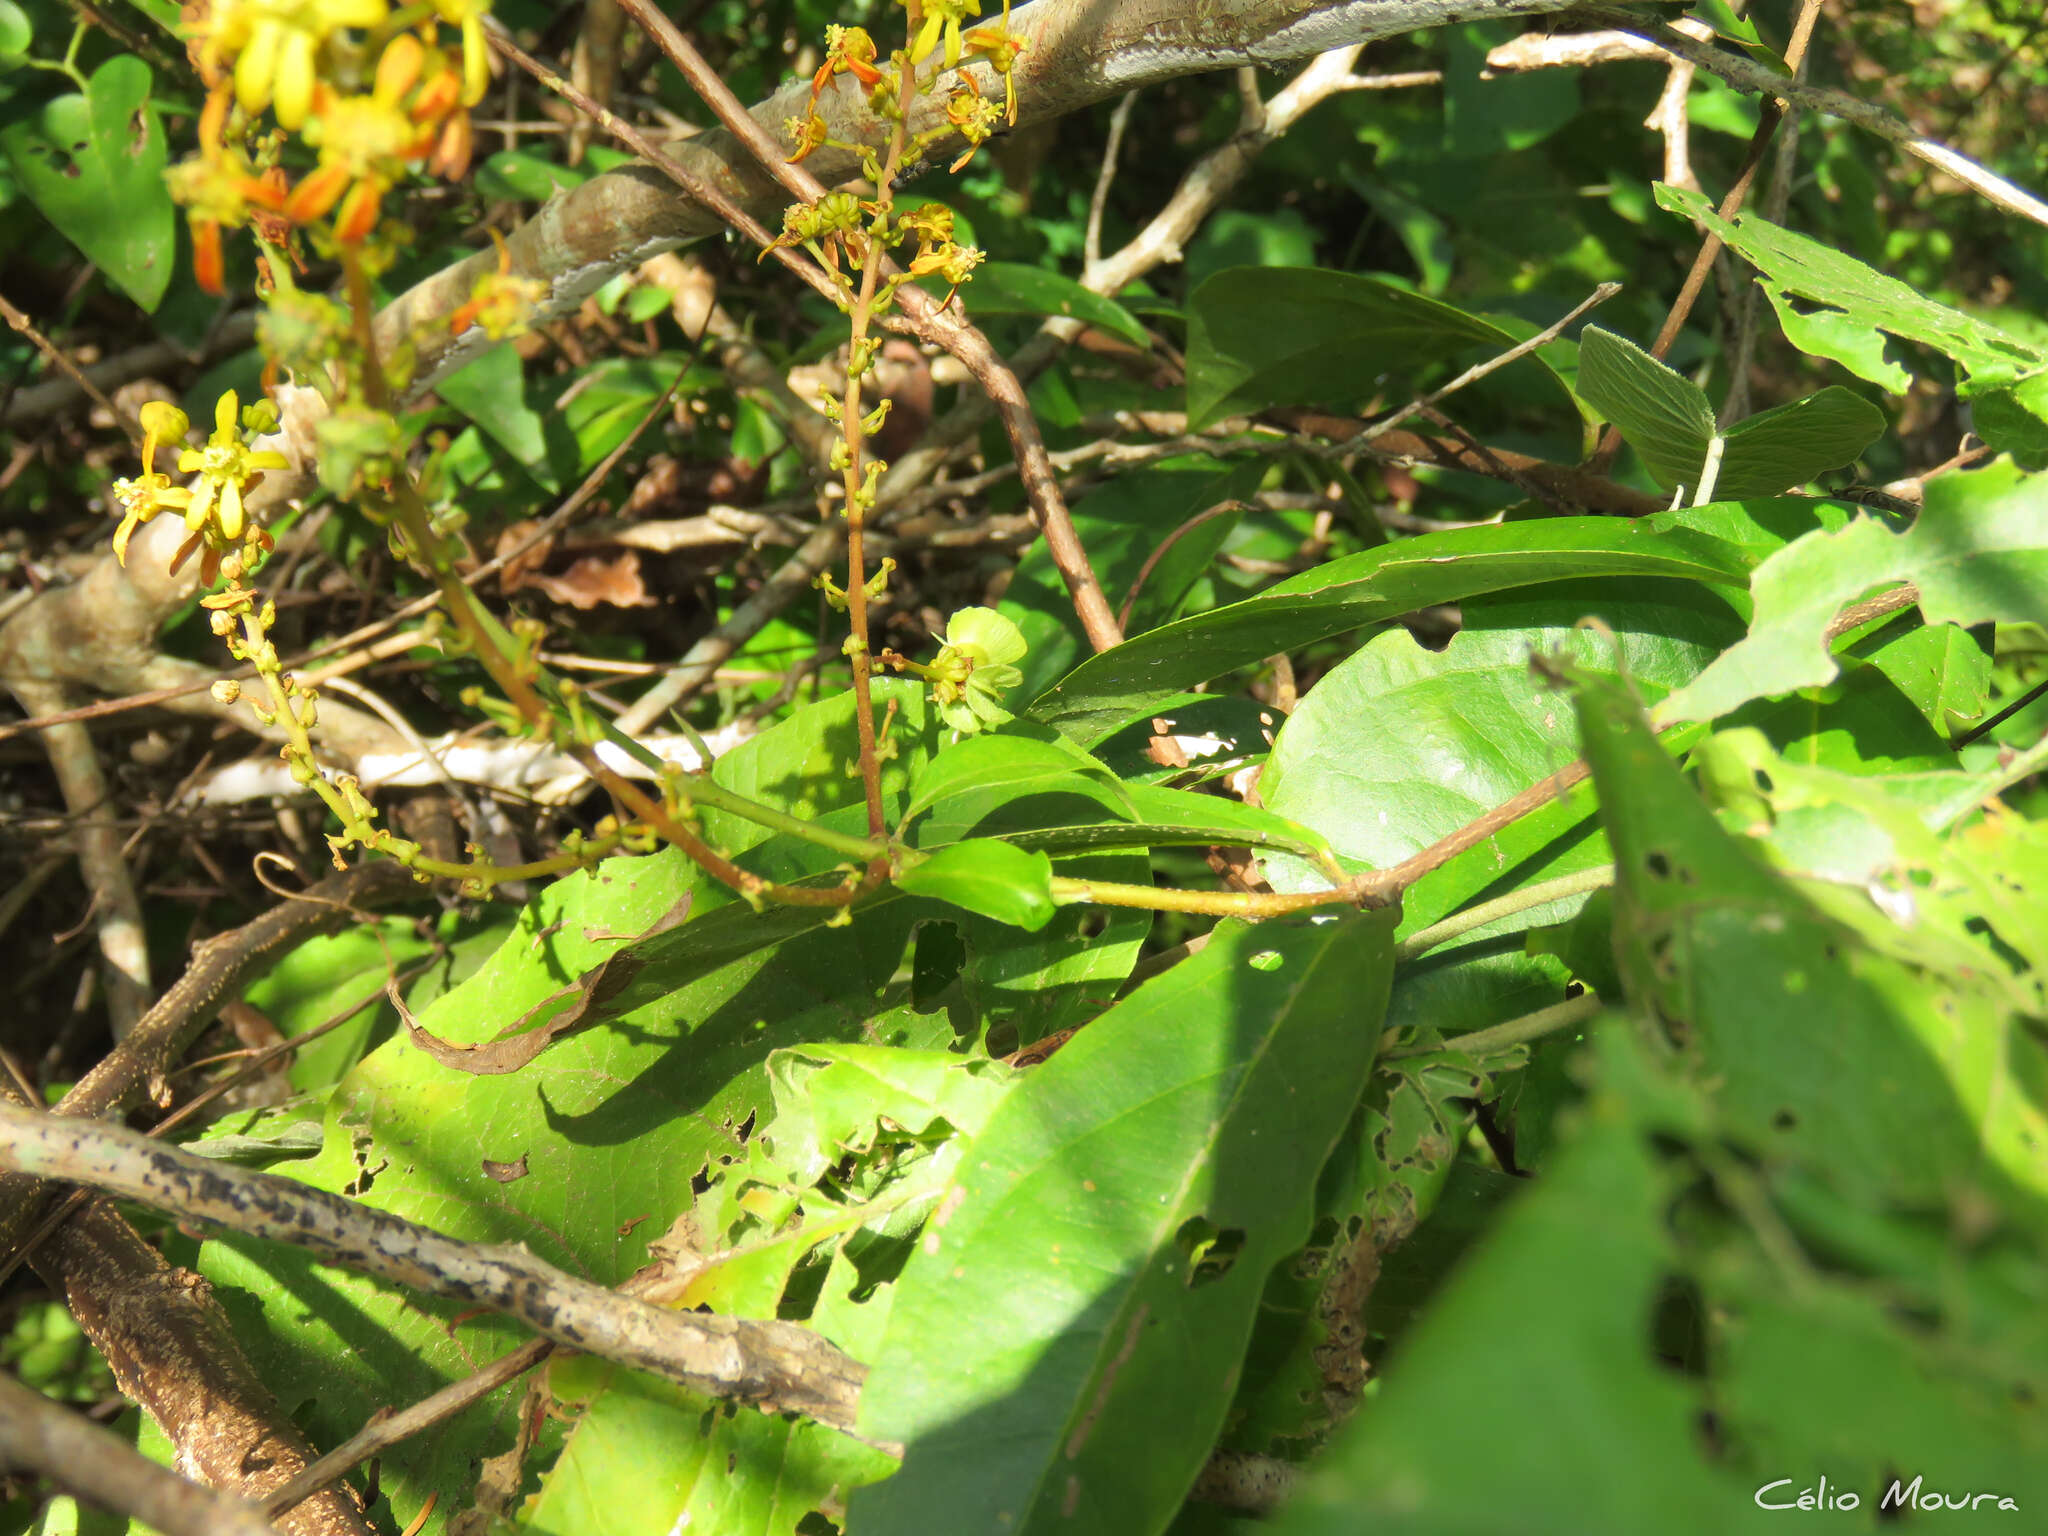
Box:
[1754,1475,2020,1515]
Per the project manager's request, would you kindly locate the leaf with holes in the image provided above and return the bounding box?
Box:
[1656,460,2048,725]
[1271,1061,1745,1533]
[1576,669,2035,1211]
[0,56,173,309]
[1657,183,2048,458]
[850,910,1396,1536]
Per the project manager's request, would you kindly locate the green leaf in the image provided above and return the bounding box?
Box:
[1444,21,1580,154]
[1576,672,2025,1210]
[903,732,1133,841]
[523,1366,894,1536]
[199,833,925,1534]
[1184,267,1563,429]
[1029,512,1767,748]
[1001,459,1266,703]
[1576,328,1885,498]
[895,840,1057,930]
[1859,619,1991,739]
[965,262,1149,348]
[1657,460,2048,724]
[1717,387,1887,499]
[1574,327,1717,492]
[704,678,935,858]
[853,910,1397,1536]
[239,919,443,1091]
[1656,183,2048,457]
[0,3,32,63]
[0,57,173,310]
[554,354,721,472]
[434,341,566,491]
[473,148,590,202]
[1273,1074,1740,1533]
[1259,583,1740,937]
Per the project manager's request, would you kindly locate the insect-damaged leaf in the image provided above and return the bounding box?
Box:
[851,909,1395,1536]
[398,894,693,1075]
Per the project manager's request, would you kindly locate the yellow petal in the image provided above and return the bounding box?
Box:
[218,478,245,542]
[214,389,240,438]
[273,31,315,130]
[112,512,138,566]
[185,481,217,532]
[234,23,279,116]
[461,15,490,106]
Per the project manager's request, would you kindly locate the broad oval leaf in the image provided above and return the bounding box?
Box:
[1260,583,1740,935]
[894,839,1057,930]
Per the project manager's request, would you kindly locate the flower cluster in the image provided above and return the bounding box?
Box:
[172,0,490,292]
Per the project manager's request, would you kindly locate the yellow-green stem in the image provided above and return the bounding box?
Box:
[1048,876,1374,918]
[834,46,921,858]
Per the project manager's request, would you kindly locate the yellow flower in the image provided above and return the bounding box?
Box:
[910,0,979,70]
[204,0,391,130]
[108,402,194,565]
[426,0,494,106]
[178,391,289,546]
[963,1,1027,124]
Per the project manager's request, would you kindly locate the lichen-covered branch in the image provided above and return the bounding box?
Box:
[0,1100,868,1433]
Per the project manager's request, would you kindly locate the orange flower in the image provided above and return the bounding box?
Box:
[166,87,287,294]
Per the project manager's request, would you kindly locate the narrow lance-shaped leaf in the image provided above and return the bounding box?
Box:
[1028,513,1767,748]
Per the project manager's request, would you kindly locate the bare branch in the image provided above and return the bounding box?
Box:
[1578,3,2048,229]
[0,1368,279,1536]
[0,1100,869,1433]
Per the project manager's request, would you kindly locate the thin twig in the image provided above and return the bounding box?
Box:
[1577,2,2048,228]
[1353,282,1621,449]
[0,345,693,749]
[0,1100,869,1431]
[0,857,419,1269]
[1384,992,1604,1060]
[1085,92,1138,271]
[1118,500,1254,631]
[0,1369,278,1536]
[1586,0,1823,467]
[265,1338,556,1519]
[13,679,152,1039]
[0,288,136,447]
[1396,865,1616,963]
